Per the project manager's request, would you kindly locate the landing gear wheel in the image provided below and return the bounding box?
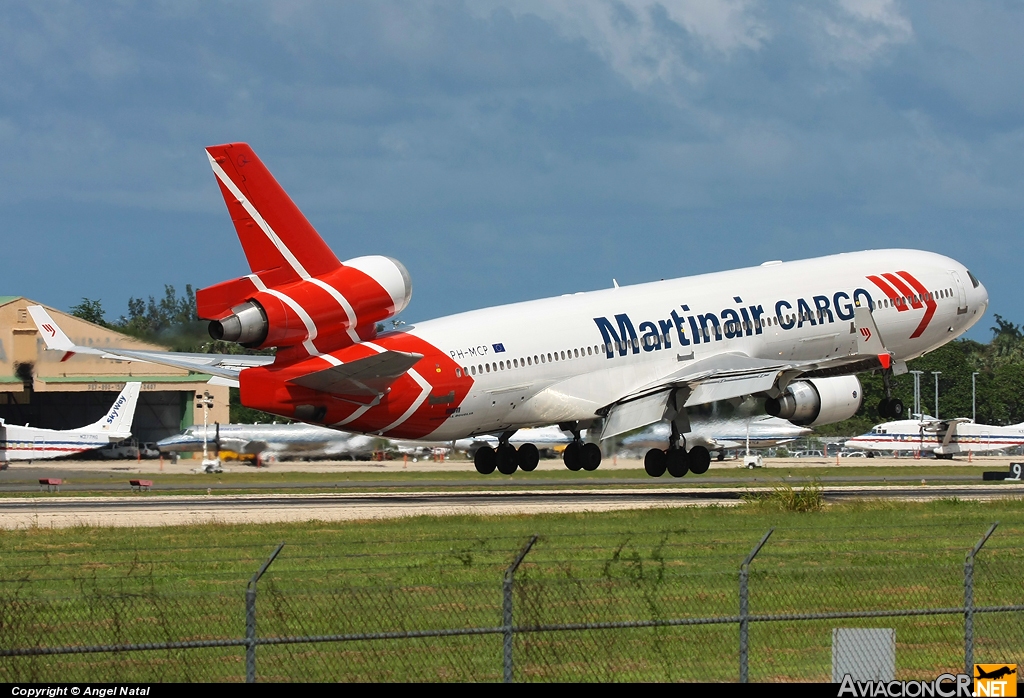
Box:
[474,446,496,475]
[563,442,582,471]
[496,443,518,475]
[688,446,711,475]
[888,398,905,419]
[517,443,539,472]
[581,443,602,471]
[644,449,666,477]
[877,398,891,419]
[666,448,688,478]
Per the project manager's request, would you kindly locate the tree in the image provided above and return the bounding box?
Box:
[69,298,109,327]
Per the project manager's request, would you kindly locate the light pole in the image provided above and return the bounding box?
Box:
[195,391,219,471]
[972,372,980,423]
[931,372,941,420]
[909,370,924,417]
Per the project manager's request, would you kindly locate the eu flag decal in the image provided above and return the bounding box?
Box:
[492,343,506,353]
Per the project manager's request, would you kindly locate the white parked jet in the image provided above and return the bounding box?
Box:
[0,383,141,465]
[156,422,378,461]
[621,414,811,457]
[29,143,990,479]
[844,417,1024,458]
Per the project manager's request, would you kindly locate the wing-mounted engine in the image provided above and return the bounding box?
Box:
[194,142,412,354]
[765,375,862,427]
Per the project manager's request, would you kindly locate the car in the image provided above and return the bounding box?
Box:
[792,450,825,458]
[842,451,868,458]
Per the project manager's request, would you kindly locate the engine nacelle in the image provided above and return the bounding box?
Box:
[765,375,863,427]
[202,255,412,350]
[209,300,269,347]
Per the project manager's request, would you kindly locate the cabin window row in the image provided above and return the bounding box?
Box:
[870,287,954,311]
[459,344,608,377]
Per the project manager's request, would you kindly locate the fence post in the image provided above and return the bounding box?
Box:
[964,522,998,676]
[739,528,774,683]
[503,534,539,684]
[246,542,285,684]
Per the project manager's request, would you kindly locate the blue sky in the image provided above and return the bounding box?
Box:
[2,1,1021,341]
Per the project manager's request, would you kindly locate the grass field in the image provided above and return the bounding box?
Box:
[2,497,1022,682]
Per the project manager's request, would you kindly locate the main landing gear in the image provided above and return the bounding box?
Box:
[473,430,541,475]
[644,420,711,478]
[876,365,905,420]
[473,424,602,475]
[561,422,602,472]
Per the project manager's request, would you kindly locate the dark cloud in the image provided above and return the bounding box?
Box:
[0,1,1019,341]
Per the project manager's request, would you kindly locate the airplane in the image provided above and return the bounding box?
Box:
[844,416,1024,458]
[620,413,812,461]
[28,142,989,479]
[0,382,141,465]
[975,666,1016,681]
[156,422,379,462]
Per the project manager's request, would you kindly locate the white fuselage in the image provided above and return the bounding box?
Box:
[846,419,1024,456]
[405,249,987,440]
[0,422,130,462]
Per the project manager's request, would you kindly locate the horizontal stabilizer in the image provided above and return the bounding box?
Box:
[28,305,274,379]
[289,350,423,398]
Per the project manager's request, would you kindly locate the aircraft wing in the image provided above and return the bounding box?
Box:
[601,308,895,440]
[28,305,274,382]
[288,350,424,401]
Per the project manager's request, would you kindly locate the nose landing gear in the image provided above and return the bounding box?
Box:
[877,366,905,420]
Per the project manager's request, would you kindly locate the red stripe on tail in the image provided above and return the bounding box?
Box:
[206,143,341,279]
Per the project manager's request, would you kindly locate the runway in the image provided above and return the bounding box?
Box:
[3,484,1022,528]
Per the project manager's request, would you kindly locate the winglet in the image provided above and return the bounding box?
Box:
[27,306,76,352]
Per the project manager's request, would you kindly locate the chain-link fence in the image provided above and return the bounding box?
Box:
[1,523,1021,682]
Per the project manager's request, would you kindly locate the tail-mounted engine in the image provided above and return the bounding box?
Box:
[765,375,863,427]
[200,255,412,351]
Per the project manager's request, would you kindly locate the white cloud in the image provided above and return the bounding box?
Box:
[477,0,769,87]
[814,0,913,66]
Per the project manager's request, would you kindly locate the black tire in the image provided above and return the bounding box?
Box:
[866,451,875,459]
[474,446,496,475]
[644,448,666,477]
[877,398,891,419]
[517,443,540,472]
[581,443,602,471]
[688,446,711,475]
[666,448,688,478]
[563,442,582,471]
[496,444,518,475]
[888,398,905,419]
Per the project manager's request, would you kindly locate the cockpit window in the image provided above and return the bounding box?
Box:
[967,270,980,288]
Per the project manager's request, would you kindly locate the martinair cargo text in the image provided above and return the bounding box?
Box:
[30,143,990,478]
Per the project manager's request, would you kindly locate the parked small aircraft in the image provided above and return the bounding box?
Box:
[0,383,141,465]
[845,416,1024,458]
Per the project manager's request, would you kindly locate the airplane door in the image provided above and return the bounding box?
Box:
[951,272,968,315]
